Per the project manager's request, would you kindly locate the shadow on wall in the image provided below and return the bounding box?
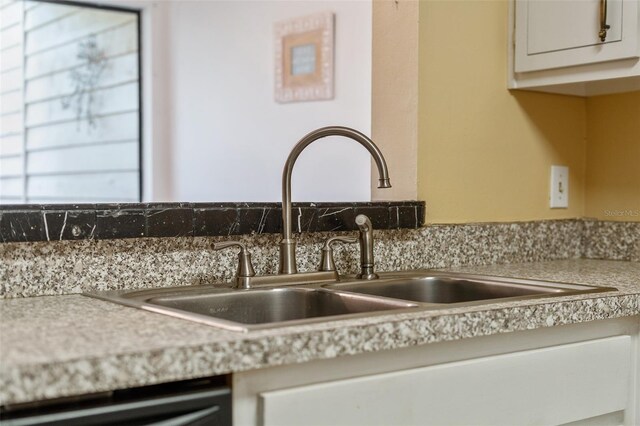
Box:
[585,91,640,221]
[510,90,587,167]
[513,89,640,223]
[511,89,587,215]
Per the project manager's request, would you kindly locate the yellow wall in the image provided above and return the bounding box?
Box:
[379,0,639,224]
[417,0,587,223]
[585,91,640,222]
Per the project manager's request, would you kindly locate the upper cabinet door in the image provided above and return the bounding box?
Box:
[515,0,639,72]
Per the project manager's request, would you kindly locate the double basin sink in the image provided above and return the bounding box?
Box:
[87,271,615,332]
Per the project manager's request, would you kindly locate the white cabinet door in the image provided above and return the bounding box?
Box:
[515,0,639,72]
[260,336,632,426]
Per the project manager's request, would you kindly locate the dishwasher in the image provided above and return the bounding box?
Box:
[0,377,231,426]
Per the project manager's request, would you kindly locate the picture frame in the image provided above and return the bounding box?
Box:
[274,12,335,103]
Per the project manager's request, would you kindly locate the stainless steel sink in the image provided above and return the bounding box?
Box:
[89,287,418,332]
[325,272,615,306]
[86,271,615,332]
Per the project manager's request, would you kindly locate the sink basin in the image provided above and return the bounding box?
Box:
[325,273,614,305]
[91,287,418,332]
[86,271,615,332]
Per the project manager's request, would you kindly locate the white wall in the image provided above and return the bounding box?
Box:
[164,0,372,202]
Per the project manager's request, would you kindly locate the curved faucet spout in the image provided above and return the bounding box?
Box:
[279,126,392,274]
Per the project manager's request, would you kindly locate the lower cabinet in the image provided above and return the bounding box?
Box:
[233,317,640,426]
[260,337,630,426]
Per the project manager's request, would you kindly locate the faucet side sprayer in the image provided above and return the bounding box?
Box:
[355,214,378,280]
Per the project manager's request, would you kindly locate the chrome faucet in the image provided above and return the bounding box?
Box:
[279,126,392,275]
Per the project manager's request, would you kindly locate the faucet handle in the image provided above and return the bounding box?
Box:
[213,241,256,288]
[319,236,358,273]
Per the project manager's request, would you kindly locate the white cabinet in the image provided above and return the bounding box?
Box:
[509,0,640,95]
[515,0,637,72]
[233,317,640,425]
[260,337,631,426]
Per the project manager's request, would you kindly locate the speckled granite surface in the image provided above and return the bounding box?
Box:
[1,259,638,406]
[582,219,640,262]
[0,219,584,298]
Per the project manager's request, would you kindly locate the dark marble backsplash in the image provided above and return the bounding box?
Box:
[0,201,425,243]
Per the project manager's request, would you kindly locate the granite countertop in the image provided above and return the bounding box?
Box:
[1,259,639,406]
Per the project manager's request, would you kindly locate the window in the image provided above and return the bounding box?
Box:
[0,0,141,204]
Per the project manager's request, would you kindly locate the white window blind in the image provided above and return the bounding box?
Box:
[0,0,140,204]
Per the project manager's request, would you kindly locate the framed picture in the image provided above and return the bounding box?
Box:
[274,12,335,103]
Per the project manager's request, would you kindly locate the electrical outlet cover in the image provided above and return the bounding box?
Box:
[550,165,569,208]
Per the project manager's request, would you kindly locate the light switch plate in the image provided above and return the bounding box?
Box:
[550,165,569,208]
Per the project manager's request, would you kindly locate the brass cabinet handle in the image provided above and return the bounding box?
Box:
[599,0,611,42]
